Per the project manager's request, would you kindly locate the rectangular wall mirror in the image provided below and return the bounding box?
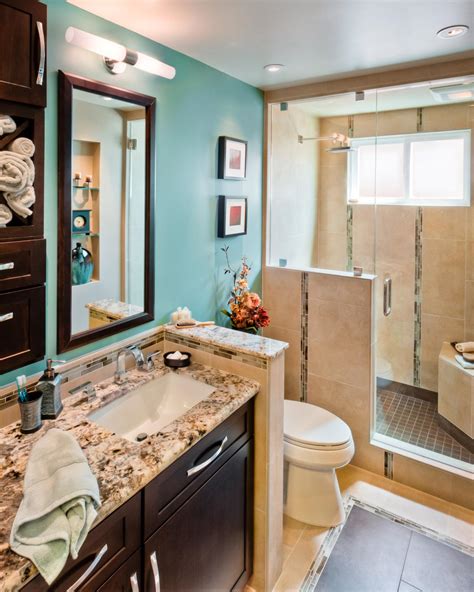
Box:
[57,71,155,353]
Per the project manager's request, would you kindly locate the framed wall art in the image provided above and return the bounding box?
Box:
[217,196,248,237]
[218,136,247,180]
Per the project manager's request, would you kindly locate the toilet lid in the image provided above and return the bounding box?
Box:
[284,400,352,448]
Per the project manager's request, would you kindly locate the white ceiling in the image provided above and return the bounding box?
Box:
[68,0,474,90]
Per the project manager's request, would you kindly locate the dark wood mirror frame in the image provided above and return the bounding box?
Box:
[57,71,155,353]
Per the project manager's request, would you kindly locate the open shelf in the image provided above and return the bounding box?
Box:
[73,186,100,191]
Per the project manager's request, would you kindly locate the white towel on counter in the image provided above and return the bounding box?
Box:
[455,354,474,370]
[0,204,12,226]
[0,151,35,193]
[4,186,35,218]
[454,342,474,354]
[8,137,35,157]
[0,114,16,136]
[10,429,101,585]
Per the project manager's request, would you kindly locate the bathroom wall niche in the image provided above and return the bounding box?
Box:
[57,71,155,353]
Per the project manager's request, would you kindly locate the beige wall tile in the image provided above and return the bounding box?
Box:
[422,239,465,319]
[422,103,471,132]
[422,207,467,241]
[308,339,371,389]
[308,298,371,347]
[420,314,464,391]
[392,453,474,510]
[352,204,376,274]
[351,429,385,475]
[317,231,347,271]
[376,109,418,136]
[263,267,302,332]
[376,206,416,264]
[308,272,372,307]
[264,325,301,401]
[375,263,415,323]
[0,404,20,429]
[377,317,414,385]
[352,112,377,138]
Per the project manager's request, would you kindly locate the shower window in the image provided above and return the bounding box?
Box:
[348,129,471,206]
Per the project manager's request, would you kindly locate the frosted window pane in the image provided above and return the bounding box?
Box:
[358,143,405,198]
[411,138,464,199]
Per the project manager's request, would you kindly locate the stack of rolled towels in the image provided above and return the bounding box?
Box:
[0,114,36,225]
[454,342,474,369]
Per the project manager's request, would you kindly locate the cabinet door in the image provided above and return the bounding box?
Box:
[0,285,45,373]
[0,0,47,106]
[97,550,142,592]
[144,441,253,592]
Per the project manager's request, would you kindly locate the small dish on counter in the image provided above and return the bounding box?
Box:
[163,351,192,368]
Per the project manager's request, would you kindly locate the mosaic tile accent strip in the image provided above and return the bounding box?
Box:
[165,333,268,369]
[346,204,353,272]
[300,496,474,592]
[413,206,423,387]
[0,335,165,412]
[376,389,473,464]
[300,272,309,402]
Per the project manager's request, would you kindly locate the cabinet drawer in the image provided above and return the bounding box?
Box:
[0,239,45,291]
[0,285,45,373]
[96,549,142,592]
[144,399,254,538]
[22,493,141,591]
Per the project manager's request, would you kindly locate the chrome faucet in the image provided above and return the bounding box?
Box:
[114,346,146,384]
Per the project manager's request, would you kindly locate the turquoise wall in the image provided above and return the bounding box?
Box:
[1,0,263,386]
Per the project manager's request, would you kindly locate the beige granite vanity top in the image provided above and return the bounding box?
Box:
[0,359,259,591]
[166,323,288,359]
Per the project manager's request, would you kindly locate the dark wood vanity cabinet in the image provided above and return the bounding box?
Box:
[0,0,47,107]
[22,400,254,592]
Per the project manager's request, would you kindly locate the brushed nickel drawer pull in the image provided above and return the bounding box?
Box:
[187,436,228,477]
[36,21,45,86]
[130,572,140,592]
[0,313,13,323]
[0,262,14,271]
[150,551,160,592]
[66,544,108,592]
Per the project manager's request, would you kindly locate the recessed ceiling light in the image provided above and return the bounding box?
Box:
[436,25,469,39]
[264,64,285,73]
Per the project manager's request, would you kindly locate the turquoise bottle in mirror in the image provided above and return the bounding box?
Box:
[71,242,93,285]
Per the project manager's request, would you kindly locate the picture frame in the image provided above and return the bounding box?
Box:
[217,196,248,238]
[218,136,247,180]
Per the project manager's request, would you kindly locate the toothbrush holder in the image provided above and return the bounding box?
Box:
[19,390,43,434]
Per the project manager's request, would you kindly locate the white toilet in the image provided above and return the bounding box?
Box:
[284,400,355,527]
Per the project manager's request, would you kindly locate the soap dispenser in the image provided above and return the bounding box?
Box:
[37,359,65,419]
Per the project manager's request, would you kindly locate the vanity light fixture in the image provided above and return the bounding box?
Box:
[264,64,285,73]
[65,27,176,79]
[436,25,469,39]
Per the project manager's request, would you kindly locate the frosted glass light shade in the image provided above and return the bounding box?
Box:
[65,27,126,62]
[135,52,176,79]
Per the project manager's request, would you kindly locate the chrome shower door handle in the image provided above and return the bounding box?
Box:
[383,277,392,317]
[150,551,160,592]
[36,21,46,85]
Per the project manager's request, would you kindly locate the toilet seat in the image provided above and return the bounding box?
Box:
[284,400,352,450]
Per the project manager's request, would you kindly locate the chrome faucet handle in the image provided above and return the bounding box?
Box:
[114,345,146,384]
[145,351,161,371]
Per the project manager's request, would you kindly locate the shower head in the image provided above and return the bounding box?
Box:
[326,145,354,153]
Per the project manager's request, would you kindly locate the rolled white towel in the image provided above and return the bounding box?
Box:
[0,114,16,136]
[8,137,35,157]
[0,204,12,226]
[455,354,474,370]
[4,186,36,218]
[0,151,34,193]
[454,342,474,353]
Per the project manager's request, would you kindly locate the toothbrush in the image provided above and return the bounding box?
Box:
[16,375,27,403]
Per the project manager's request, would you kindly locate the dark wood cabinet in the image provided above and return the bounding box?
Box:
[0,238,45,292]
[0,0,47,107]
[144,441,253,592]
[0,285,45,372]
[21,401,254,592]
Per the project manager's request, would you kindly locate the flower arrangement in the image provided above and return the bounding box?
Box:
[221,246,270,334]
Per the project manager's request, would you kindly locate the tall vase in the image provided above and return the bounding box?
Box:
[71,242,93,285]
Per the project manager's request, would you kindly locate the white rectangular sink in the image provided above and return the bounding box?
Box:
[88,373,215,442]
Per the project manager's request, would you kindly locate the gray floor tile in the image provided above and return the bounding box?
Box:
[401,532,474,592]
[398,581,422,592]
[316,507,411,592]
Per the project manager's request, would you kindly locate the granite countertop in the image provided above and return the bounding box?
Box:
[166,324,288,360]
[0,359,259,591]
[85,299,144,319]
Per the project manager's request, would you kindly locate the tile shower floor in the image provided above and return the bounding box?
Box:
[376,389,473,465]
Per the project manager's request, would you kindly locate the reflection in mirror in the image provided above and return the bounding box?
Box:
[71,90,146,335]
